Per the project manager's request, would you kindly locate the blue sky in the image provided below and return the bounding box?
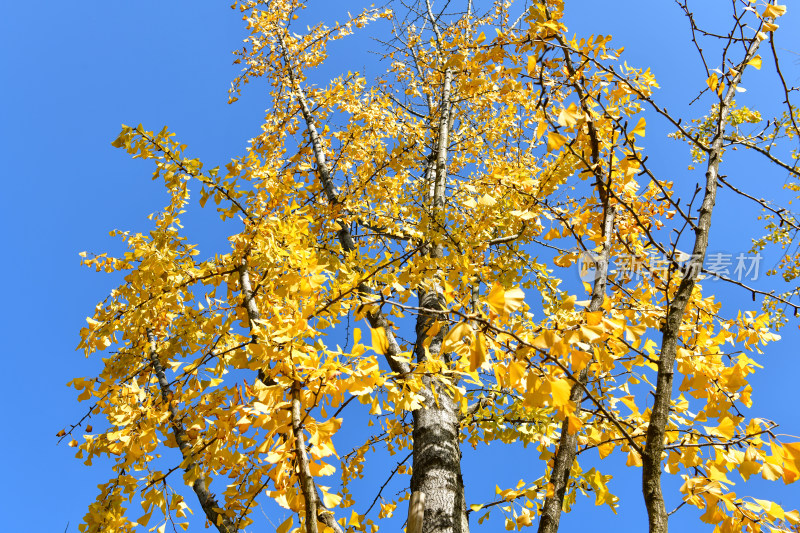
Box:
[1,1,799,532]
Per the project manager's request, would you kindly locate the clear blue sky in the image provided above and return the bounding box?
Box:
[1,1,798,532]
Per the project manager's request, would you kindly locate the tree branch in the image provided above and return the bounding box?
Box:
[147,329,235,533]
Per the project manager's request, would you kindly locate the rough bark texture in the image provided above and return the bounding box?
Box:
[410,374,468,533]
[292,384,320,533]
[147,329,235,533]
[411,288,467,533]
[411,283,468,533]
[537,206,614,533]
[640,32,764,533]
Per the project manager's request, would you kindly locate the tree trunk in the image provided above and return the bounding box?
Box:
[239,265,343,533]
[641,30,765,533]
[292,384,320,533]
[537,205,614,533]
[410,374,468,533]
[411,280,468,533]
[410,284,468,533]
[537,32,615,531]
[409,64,468,533]
[283,32,467,532]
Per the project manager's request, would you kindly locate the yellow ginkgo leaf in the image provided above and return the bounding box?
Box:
[567,414,582,434]
[781,442,800,483]
[557,103,581,128]
[631,116,646,137]
[753,499,785,521]
[560,295,577,310]
[507,360,525,385]
[276,516,294,533]
[503,287,526,315]
[580,324,604,343]
[535,119,548,140]
[547,132,567,151]
[527,55,537,76]
[477,193,497,206]
[486,283,505,315]
[626,450,642,467]
[747,55,762,70]
[530,333,549,351]
[322,491,343,508]
[442,322,473,352]
[762,4,787,19]
[570,350,592,373]
[706,73,719,91]
[543,227,561,240]
[762,462,783,481]
[470,332,488,371]
[486,284,525,316]
[136,512,153,526]
[371,327,389,355]
[739,457,762,481]
[549,378,572,410]
[717,417,736,440]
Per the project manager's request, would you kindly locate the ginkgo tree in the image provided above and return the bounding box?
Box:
[64,1,800,533]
